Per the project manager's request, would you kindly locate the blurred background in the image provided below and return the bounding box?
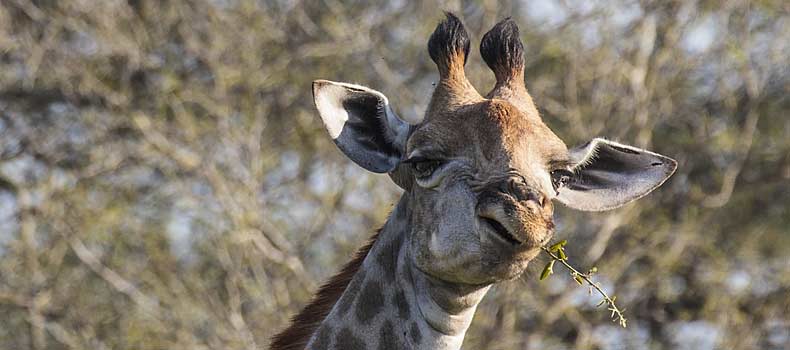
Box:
[0,1,788,349]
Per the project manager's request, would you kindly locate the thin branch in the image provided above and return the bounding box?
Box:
[43,321,81,349]
[68,237,164,318]
[541,245,627,328]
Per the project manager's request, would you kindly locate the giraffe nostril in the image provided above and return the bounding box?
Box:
[493,177,547,208]
[524,191,544,207]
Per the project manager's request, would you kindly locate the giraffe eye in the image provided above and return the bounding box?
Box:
[411,159,443,179]
[551,169,574,190]
[404,157,444,179]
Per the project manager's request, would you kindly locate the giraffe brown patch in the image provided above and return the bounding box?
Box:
[310,325,332,350]
[335,327,365,350]
[410,322,422,345]
[377,233,403,280]
[269,233,379,350]
[393,290,410,320]
[355,279,385,323]
[379,320,404,350]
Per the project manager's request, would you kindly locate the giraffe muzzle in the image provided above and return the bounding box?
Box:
[476,183,555,249]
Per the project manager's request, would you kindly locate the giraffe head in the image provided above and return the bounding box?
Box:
[312,14,676,285]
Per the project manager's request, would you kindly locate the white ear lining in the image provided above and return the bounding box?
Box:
[317,80,422,125]
[313,83,350,139]
[570,138,669,171]
[314,79,418,156]
[557,137,678,211]
[313,79,417,173]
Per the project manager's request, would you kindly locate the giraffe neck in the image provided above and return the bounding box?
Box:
[305,196,491,350]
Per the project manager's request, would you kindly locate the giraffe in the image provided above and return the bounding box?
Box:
[270,13,676,350]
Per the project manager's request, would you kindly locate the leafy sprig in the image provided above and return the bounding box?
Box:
[540,240,627,328]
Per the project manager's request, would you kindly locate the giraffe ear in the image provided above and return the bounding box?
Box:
[313,80,416,173]
[555,138,677,211]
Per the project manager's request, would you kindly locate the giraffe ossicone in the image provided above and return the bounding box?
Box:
[271,12,676,350]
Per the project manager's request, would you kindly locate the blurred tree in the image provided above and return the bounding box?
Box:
[0,1,787,349]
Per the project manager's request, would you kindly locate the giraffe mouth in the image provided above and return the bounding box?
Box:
[481,216,522,246]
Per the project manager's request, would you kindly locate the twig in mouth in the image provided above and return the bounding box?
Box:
[540,240,627,328]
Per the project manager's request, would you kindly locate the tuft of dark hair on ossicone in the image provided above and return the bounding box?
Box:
[427,12,471,72]
[480,17,525,80]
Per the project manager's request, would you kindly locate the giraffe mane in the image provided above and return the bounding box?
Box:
[268,231,380,350]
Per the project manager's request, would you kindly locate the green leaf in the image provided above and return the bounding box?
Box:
[540,260,555,280]
[573,274,584,285]
[548,240,567,252]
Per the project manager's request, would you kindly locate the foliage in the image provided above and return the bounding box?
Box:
[541,240,627,328]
